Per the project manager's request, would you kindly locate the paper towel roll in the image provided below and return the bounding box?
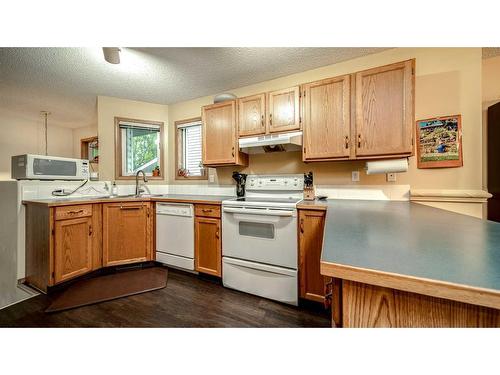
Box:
[365,158,408,175]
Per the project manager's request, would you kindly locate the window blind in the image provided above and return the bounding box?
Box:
[183,124,203,176]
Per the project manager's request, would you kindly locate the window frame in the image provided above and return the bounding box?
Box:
[175,117,207,180]
[114,117,165,180]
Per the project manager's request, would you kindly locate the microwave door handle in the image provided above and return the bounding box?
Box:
[223,207,294,217]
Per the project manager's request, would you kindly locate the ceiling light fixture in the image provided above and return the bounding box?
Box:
[102,47,121,64]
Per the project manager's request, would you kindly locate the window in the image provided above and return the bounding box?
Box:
[115,117,164,179]
[175,118,207,179]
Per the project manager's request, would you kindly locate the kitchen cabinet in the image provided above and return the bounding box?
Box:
[25,203,102,292]
[238,93,266,137]
[102,202,153,267]
[302,75,351,161]
[194,204,221,277]
[202,100,248,167]
[298,209,328,302]
[268,86,301,133]
[355,59,415,158]
[54,216,93,283]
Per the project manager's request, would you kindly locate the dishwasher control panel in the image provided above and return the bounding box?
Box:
[156,202,193,217]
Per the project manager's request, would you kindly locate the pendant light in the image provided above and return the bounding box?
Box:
[40,111,50,156]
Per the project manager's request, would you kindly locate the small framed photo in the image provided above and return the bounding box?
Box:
[416,115,463,169]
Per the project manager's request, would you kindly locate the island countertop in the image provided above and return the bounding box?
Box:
[319,200,500,310]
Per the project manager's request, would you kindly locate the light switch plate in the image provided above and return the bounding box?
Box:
[352,171,360,182]
[386,173,396,182]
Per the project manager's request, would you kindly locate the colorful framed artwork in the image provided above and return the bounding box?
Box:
[416,115,463,169]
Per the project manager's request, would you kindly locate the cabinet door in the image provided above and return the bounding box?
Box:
[355,59,414,157]
[268,86,301,133]
[302,75,351,160]
[298,209,326,302]
[102,202,152,267]
[54,216,93,283]
[202,100,239,165]
[238,93,266,137]
[194,217,221,277]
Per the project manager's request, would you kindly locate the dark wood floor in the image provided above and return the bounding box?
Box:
[0,268,330,328]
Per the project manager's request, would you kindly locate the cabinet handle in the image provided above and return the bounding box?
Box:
[300,218,304,233]
[215,226,220,239]
[261,114,264,127]
[68,209,84,215]
[231,147,235,157]
[202,209,213,213]
[269,113,272,126]
[120,206,141,210]
[88,225,93,236]
[357,134,361,148]
[345,136,349,149]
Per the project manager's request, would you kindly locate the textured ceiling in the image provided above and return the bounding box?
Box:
[0,47,389,128]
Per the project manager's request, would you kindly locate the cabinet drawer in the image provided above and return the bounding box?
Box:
[55,204,93,221]
[195,204,221,218]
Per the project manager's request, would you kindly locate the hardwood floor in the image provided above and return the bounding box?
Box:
[0,268,330,328]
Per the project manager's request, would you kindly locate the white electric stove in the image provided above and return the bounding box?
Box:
[221,174,304,305]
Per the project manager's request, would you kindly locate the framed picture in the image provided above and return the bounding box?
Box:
[416,115,463,169]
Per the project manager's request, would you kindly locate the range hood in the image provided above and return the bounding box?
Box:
[239,131,302,154]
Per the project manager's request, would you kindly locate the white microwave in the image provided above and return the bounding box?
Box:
[11,154,90,180]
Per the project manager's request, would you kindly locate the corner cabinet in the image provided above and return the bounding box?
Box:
[355,59,415,158]
[25,203,102,292]
[302,75,351,161]
[102,202,153,267]
[194,204,221,277]
[202,100,248,167]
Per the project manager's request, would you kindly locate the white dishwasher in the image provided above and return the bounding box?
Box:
[156,202,195,271]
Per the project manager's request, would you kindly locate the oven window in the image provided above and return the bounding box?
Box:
[239,222,275,239]
[33,158,77,176]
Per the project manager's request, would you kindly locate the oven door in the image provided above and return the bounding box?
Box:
[222,206,297,269]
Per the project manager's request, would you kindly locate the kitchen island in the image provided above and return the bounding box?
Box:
[320,200,500,327]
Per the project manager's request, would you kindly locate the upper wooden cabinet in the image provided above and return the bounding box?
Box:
[268,86,301,133]
[238,93,266,137]
[302,75,351,161]
[102,202,153,267]
[355,59,415,157]
[202,100,248,167]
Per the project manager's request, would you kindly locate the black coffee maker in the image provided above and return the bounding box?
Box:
[232,171,247,197]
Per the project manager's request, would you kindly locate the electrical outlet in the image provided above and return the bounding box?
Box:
[209,174,215,183]
[351,171,360,182]
[386,173,396,182]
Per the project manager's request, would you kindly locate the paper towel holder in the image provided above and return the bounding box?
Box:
[365,158,409,175]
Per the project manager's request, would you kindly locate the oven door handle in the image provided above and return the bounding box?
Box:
[223,207,294,217]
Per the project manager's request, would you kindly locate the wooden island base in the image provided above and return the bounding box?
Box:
[336,280,500,328]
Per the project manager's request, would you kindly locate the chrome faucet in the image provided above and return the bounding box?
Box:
[135,170,148,196]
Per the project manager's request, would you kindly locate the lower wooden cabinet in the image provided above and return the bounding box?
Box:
[102,202,153,267]
[24,201,154,292]
[54,216,93,283]
[298,209,327,302]
[194,205,222,277]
